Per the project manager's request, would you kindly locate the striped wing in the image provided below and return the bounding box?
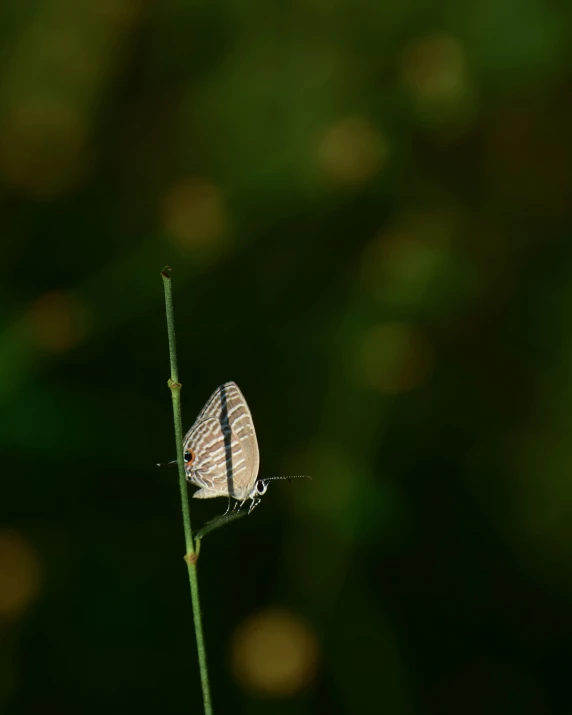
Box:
[183,382,259,500]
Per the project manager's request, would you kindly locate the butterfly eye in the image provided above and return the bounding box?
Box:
[256,481,268,495]
[184,449,195,465]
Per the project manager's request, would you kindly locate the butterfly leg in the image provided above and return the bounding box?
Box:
[248,497,261,515]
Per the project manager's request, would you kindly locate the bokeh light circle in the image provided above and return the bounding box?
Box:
[0,530,43,619]
[231,607,319,698]
[360,321,435,393]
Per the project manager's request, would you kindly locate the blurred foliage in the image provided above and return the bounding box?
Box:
[2,0,572,713]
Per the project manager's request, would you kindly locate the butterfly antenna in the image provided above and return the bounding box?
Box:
[262,475,312,483]
[156,459,178,467]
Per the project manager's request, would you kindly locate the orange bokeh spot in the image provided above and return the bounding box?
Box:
[231,607,319,698]
[27,291,88,352]
[0,99,91,199]
[360,322,435,394]
[483,97,572,219]
[0,530,43,619]
[162,179,227,248]
[317,116,388,187]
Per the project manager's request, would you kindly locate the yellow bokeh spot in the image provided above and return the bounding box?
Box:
[504,427,572,565]
[360,322,434,394]
[231,608,319,698]
[0,530,43,619]
[362,234,443,307]
[0,99,91,198]
[400,34,465,101]
[27,291,88,352]
[360,207,462,306]
[317,116,388,186]
[162,179,227,248]
[89,0,141,23]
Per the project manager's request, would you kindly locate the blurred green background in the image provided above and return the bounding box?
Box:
[2,0,572,713]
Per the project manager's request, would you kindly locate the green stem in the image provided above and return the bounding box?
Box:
[161,266,213,715]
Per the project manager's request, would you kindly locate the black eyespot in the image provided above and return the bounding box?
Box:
[184,449,195,465]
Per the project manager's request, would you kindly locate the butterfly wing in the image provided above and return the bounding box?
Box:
[228,393,259,498]
[184,381,259,500]
[187,381,244,430]
[184,418,227,493]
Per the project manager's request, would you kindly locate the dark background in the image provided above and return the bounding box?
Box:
[2,1,572,713]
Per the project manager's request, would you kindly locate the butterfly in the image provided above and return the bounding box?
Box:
[183,382,308,513]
